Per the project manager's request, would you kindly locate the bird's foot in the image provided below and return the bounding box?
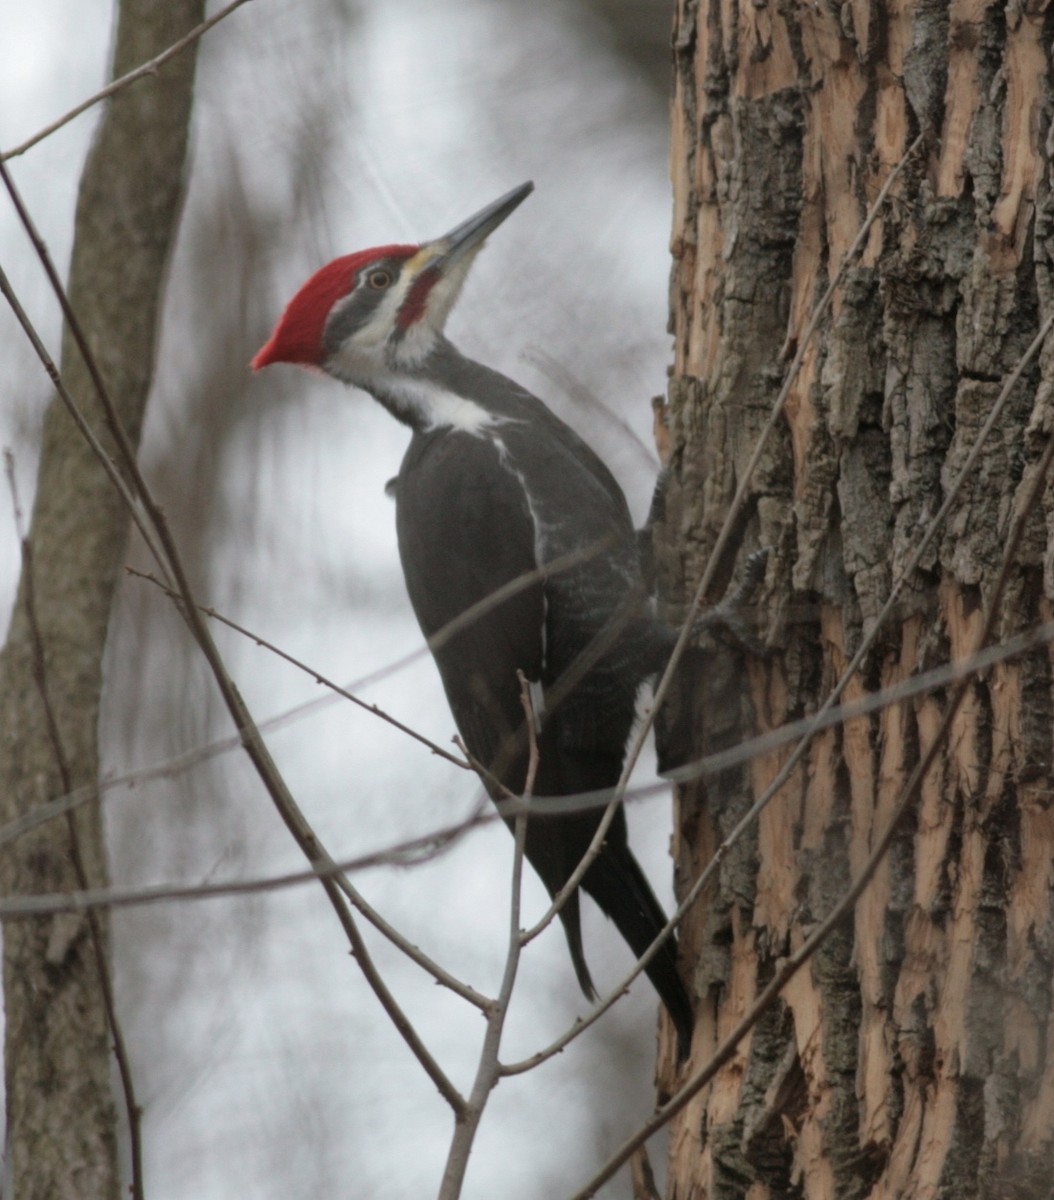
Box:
[691,547,769,657]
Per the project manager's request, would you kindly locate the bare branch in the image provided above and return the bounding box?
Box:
[0,0,256,162]
[436,677,537,1200]
[0,812,489,918]
[517,669,541,800]
[1,523,620,851]
[518,592,650,945]
[5,617,1054,922]
[331,863,491,1011]
[128,565,472,772]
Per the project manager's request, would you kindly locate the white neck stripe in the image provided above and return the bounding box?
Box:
[374,372,496,434]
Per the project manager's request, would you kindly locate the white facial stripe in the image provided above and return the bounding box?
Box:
[327,246,465,373]
[393,319,438,367]
[390,251,479,368]
[324,248,502,434]
[327,263,417,354]
[382,377,496,432]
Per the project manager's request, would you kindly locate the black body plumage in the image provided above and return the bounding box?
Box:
[390,340,694,1056]
[254,182,694,1056]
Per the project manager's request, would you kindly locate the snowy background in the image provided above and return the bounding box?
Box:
[0,1,679,1195]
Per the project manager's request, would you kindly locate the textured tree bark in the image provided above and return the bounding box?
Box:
[657,0,1054,1196]
[0,2,203,1196]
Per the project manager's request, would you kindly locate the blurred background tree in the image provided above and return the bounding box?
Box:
[0,3,203,1196]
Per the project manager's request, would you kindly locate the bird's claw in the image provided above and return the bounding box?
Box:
[691,547,769,656]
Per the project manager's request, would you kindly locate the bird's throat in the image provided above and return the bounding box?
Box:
[362,368,498,436]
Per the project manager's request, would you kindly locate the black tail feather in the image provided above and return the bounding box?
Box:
[582,842,694,1059]
[557,889,598,1001]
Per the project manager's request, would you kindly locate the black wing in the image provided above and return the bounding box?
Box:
[394,413,692,1055]
[395,427,544,790]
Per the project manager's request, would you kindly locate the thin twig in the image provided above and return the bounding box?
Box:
[332,868,490,1010]
[0,599,1037,854]
[5,618,1054,919]
[0,260,171,586]
[518,671,542,800]
[0,814,489,919]
[436,675,538,1200]
[570,391,1054,1200]
[0,643,439,848]
[1,0,256,161]
[517,594,650,946]
[4,530,619,849]
[4,452,145,1200]
[127,565,471,772]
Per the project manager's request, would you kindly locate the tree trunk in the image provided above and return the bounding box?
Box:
[0,3,203,1196]
[658,0,1054,1195]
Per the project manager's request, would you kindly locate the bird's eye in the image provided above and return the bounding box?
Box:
[367,269,392,290]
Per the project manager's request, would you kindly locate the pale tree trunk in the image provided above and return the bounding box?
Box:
[657,0,1054,1195]
[0,2,203,1196]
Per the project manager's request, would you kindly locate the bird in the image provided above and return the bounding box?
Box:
[253,182,694,1057]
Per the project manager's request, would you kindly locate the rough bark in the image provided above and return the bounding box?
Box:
[658,0,1054,1195]
[0,2,204,1196]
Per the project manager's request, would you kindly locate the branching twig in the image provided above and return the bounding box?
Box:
[5,619,1054,920]
[332,867,490,1011]
[127,565,471,772]
[0,522,621,845]
[1,601,1043,853]
[436,674,538,1200]
[0,0,256,161]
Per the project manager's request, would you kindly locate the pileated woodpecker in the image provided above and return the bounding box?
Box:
[254,182,694,1056]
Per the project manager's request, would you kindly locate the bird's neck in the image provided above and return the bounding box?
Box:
[370,372,499,435]
[340,340,500,436]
